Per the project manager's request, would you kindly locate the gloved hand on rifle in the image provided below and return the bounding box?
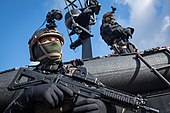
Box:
[124,27,134,38]
[17,83,73,108]
[72,98,107,113]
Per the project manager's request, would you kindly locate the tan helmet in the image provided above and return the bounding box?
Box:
[102,12,115,24]
[28,28,64,61]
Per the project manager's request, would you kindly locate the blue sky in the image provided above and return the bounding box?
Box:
[0,0,170,72]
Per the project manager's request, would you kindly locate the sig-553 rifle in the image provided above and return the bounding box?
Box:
[8,67,159,113]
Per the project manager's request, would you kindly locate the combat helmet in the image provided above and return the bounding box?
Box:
[102,12,115,24]
[102,7,116,24]
[28,28,64,62]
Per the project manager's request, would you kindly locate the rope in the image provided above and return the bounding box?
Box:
[78,0,83,8]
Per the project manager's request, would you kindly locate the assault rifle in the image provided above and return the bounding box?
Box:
[8,67,159,113]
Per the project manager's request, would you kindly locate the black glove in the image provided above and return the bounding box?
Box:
[125,27,134,37]
[73,98,107,113]
[17,84,73,108]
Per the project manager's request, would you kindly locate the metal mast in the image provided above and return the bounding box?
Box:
[64,0,101,59]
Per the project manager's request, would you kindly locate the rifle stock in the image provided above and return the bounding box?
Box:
[8,67,159,113]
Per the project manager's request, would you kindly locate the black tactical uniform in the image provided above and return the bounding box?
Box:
[100,12,137,54]
[4,28,116,113]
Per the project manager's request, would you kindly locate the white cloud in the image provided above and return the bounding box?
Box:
[161,16,170,32]
[117,0,170,50]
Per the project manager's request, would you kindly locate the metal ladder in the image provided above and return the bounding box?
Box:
[136,48,170,88]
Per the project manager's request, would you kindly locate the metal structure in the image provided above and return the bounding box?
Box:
[1,48,170,113]
[64,0,101,59]
[81,48,170,95]
[1,1,170,113]
[136,50,170,87]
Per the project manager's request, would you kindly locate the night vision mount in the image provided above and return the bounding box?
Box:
[46,9,63,29]
[111,6,116,14]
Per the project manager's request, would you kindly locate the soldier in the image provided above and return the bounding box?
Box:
[4,27,116,113]
[100,8,137,54]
